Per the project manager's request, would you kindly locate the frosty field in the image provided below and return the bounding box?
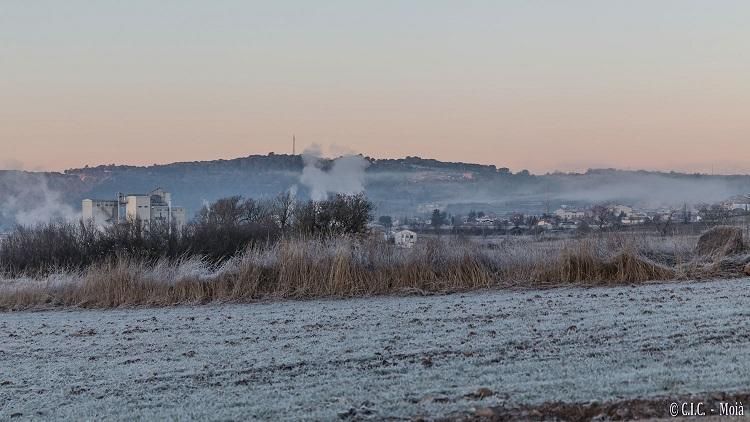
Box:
[2,278,750,421]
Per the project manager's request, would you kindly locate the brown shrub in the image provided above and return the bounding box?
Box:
[695,226,745,257]
[538,246,674,285]
[605,250,675,282]
[547,246,602,284]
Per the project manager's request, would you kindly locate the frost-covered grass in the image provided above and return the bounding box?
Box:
[0,234,712,310]
[2,278,750,420]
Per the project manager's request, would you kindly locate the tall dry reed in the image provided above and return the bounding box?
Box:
[0,234,696,310]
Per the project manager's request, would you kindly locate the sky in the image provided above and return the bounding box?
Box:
[1,1,749,174]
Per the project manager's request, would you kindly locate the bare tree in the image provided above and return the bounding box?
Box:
[590,205,615,231]
[271,191,296,233]
[238,198,266,224]
[319,193,374,234]
[197,196,269,226]
[431,209,447,229]
[197,196,245,226]
[292,193,374,236]
[292,200,320,236]
[653,210,675,236]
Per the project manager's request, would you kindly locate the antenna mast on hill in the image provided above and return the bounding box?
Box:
[293,135,296,155]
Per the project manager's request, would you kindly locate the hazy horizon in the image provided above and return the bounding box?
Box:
[3,1,749,173]
[4,150,750,178]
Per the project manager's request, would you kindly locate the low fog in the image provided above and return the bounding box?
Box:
[364,167,750,215]
[1,156,750,230]
[546,171,741,207]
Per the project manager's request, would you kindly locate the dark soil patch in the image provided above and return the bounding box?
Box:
[444,391,750,421]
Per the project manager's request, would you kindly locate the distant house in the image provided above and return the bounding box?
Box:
[394,230,417,248]
[536,220,555,230]
[609,205,634,217]
[554,207,585,221]
[621,213,648,225]
[724,195,750,212]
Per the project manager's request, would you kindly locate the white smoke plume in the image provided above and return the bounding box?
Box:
[0,172,79,228]
[299,144,369,201]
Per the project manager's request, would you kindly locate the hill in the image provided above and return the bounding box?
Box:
[1,153,749,229]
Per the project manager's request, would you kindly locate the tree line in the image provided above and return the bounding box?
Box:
[0,193,374,275]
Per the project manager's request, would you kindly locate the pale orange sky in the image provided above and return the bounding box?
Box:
[2,1,749,174]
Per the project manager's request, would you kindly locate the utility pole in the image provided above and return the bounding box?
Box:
[116,192,122,223]
[293,134,296,155]
[168,199,172,237]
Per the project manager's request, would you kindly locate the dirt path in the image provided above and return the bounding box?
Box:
[2,278,750,421]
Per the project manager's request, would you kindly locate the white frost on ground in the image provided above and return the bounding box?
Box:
[2,279,750,421]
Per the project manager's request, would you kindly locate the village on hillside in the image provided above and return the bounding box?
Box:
[372,194,750,239]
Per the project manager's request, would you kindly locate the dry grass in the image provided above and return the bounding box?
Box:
[685,226,750,279]
[0,232,729,311]
[695,225,746,257]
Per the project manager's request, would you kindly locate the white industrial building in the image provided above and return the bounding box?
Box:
[81,199,119,226]
[82,187,186,230]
